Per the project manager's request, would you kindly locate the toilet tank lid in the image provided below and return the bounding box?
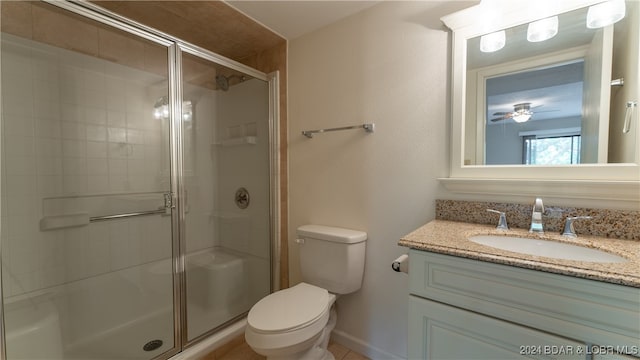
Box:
[297,225,367,244]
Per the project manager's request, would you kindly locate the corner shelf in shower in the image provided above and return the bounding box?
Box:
[213,136,257,147]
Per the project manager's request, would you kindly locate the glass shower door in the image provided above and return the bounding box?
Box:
[1,2,177,359]
[180,50,272,342]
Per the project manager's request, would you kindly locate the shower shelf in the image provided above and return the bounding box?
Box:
[214,136,257,147]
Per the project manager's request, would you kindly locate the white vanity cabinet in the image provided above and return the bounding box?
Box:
[407,250,640,360]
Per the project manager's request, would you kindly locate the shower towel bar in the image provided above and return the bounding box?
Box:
[302,123,374,138]
[89,208,167,222]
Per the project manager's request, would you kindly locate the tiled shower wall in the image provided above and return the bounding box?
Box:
[1,34,170,298]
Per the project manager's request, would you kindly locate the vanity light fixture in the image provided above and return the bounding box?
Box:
[587,0,626,28]
[480,30,506,53]
[527,16,559,42]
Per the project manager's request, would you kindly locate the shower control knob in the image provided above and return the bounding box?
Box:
[235,187,250,209]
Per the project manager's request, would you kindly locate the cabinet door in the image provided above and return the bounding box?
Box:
[409,296,585,360]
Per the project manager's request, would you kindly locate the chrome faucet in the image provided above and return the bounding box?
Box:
[529,198,544,234]
[487,209,509,230]
[562,216,593,237]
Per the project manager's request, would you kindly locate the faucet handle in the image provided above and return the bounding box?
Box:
[487,209,509,230]
[562,216,593,238]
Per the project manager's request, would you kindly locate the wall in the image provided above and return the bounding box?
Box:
[609,0,639,163]
[288,1,474,358]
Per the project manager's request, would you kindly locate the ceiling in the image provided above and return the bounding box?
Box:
[224,0,382,40]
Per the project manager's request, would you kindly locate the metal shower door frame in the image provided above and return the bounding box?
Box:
[0,1,280,359]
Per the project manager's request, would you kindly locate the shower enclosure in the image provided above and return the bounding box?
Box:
[0,1,278,359]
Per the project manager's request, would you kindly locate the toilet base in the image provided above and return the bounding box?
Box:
[263,307,337,360]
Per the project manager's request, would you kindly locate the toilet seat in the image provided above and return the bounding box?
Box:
[248,283,330,333]
[245,283,337,356]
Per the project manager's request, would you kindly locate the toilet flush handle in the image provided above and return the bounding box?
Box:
[295,238,305,245]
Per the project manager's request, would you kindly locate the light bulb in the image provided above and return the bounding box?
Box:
[527,16,558,42]
[480,30,506,53]
[512,113,532,123]
[587,0,626,29]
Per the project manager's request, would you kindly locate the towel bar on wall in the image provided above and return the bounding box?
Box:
[302,123,375,138]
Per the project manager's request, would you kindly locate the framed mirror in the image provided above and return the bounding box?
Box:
[440,0,639,202]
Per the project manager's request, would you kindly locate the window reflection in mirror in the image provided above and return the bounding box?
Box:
[464,1,638,166]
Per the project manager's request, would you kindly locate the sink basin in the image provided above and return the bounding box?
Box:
[469,235,627,263]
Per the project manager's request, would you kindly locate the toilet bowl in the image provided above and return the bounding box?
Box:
[245,225,367,360]
[245,283,337,360]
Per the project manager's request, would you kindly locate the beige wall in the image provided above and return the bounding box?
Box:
[609,1,639,163]
[289,1,473,358]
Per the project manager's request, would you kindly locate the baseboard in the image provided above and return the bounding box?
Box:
[330,329,404,360]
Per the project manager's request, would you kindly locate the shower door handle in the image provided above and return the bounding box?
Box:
[89,192,174,222]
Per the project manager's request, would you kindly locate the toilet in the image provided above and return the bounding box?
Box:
[245,225,367,360]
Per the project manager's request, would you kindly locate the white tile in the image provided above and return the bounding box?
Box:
[33,100,60,120]
[6,191,36,216]
[60,83,81,105]
[5,136,35,157]
[1,93,34,117]
[85,107,107,125]
[107,111,126,128]
[107,127,127,143]
[33,58,59,82]
[83,69,105,90]
[84,88,106,108]
[126,159,146,175]
[13,271,42,295]
[108,142,129,159]
[87,175,110,194]
[5,156,37,176]
[3,113,35,137]
[37,156,63,175]
[63,157,88,176]
[106,76,125,94]
[128,175,147,191]
[127,129,145,144]
[87,158,108,175]
[37,138,62,158]
[129,144,144,160]
[61,121,87,140]
[37,175,63,197]
[86,124,107,141]
[41,266,66,289]
[62,175,88,194]
[86,141,108,158]
[109,175,128,192]
[87,175,109,193]
[62,139,86,157]
[61,104,84,123]
[126,111,147,130]
[34,80,60,104]
[106,93,126,111]
[36,118,62,138]
[108,158,127,175]
[6,215,36,241]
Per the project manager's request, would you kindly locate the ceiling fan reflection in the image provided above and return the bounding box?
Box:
[491,102,558,123]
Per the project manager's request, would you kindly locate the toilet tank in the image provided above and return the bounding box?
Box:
[296,225,367,294]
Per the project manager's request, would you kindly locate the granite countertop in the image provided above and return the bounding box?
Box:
[399,220,640,288]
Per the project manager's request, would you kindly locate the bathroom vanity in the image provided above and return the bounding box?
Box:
[400,220,640,360]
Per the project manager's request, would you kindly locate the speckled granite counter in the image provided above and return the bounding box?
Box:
[399,220,640,288]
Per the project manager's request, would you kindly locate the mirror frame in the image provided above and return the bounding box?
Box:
[440,0,640,203]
